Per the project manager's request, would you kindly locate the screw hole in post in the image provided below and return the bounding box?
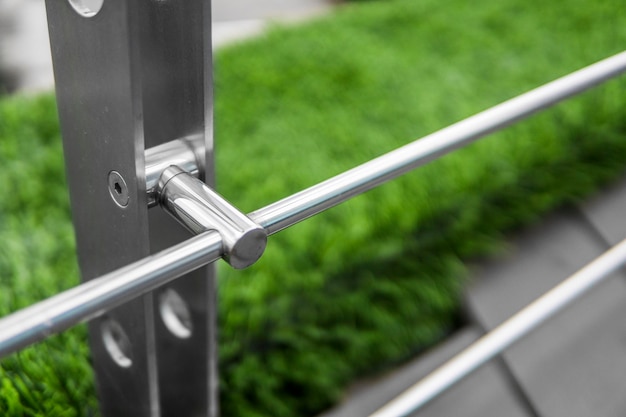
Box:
[159,288,193,339]
[108,171,129,207]
[101,319,133,368]
[67,0,104,17]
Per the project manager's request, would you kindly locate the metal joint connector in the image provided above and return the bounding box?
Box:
[156,165,267,269]
[145,135,205,207]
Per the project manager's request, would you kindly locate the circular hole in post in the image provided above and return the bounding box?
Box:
[159,288,193,339]
[67,0,105,17]
[101,319,133,368]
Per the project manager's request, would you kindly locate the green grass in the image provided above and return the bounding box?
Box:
[2,0,626,415]
[0,96,97,416]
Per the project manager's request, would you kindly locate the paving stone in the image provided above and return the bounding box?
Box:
[211,0,335,48]
[579,173,626,246]
[0,0,53,93]
[212,0,335,22]
[505,282,626,417]
[466,210,608,326]
[466,208,626,417]
[319,327,533,417]
[0,0,337,93]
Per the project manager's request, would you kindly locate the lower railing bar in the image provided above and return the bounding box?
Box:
[0,232,223,357]
[369,238,626,417]
[250,51,626,234]
[0,52,625,358]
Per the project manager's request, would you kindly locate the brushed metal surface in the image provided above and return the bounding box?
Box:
[45,0,216,416]
[45,1,158,415]
[138,1,216,416]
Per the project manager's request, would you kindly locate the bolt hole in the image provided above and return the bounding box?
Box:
[101,319,133,368]
[159,289,193,339]
[68,0,104,17]
[108,171,129,207]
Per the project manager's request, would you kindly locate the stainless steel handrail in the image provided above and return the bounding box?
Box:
[1,51,625,358]
[369,237,626,417]
[249,51,626,234]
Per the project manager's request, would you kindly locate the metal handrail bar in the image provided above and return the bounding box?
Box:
[1,52,625,358]
[250,51,626,234]
[369,237,626,417]
[0,232,223,357]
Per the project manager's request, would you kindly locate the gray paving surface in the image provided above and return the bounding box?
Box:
[466,209,608,326]
[321,328,533,417]
[0,0,335,93]
[213,0,335,21]
[319,172,626,417]
[467,206,626,417]
[580,175,626,246]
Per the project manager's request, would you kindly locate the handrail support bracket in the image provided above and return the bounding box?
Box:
[155,165,267,269]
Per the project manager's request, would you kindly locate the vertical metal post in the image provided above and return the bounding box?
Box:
[142,2,217,416]
[45,1,216,416]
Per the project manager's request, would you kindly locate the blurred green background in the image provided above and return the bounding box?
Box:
[1,0,626,416]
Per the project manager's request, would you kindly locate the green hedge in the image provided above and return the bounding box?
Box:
[2,0,626,416]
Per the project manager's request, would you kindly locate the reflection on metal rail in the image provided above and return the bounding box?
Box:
[1,51,626,358]
[248,51,626,234]
[369,238,626,417]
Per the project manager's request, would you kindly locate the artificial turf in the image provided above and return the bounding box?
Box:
[1,0,626,415]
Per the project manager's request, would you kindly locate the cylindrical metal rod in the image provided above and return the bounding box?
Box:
[144,135,205,207]
[0,52,625,358]
[0,232,222,357]
[249,51,626,234]
[369,238,626,417]
[158,166,267,269]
